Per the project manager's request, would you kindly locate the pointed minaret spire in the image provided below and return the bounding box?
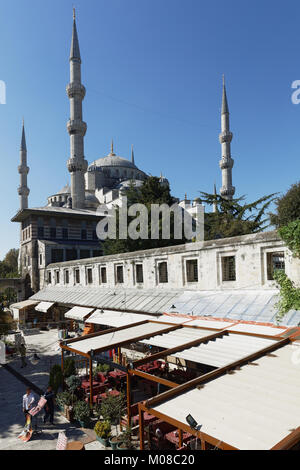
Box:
[131,145,135,165]
[67,9,87,209]
[70,8,81,62]
[219,75,235,200]
[21,118,27,151]
[18,120,30,210]
[221,75,229,115]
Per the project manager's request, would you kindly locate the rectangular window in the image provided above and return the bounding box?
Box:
[39,254,43,266]
[116,265,124,284]
[267,252,285,280]
[100,266,107,284]
[87,268,93,284]
[136,264,144,283]
[50,227,56,239]
[66,249,77,261]
[37,227,44,238]
[64,270,69,284]
[80,250,90,259]
[55,271,60,284]
[51,249,64,263]
[93,250,102,257]
[158,262,168,283]
[48,271,52,284]
[222,256,236,282]
[186,259,198,282]
[75,269,80,284]
[62,228,68,239]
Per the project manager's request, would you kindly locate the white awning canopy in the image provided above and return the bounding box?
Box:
[151,343,300,450]
[35,301,55,313]
[64,306,95,321]
[87,310,160,327]
[10,300,39,310]
[65,322,174,355]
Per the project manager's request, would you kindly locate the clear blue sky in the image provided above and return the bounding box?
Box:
[0,0,299,259]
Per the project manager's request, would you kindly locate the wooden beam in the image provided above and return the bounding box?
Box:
[128,368,179,389]
[61,347,64,391]
[132,329,227,367]
[146,337,291,408]
[127,373,131,425]
[89,356,93,408]
[271,426,300,450]
[139,403,145,450]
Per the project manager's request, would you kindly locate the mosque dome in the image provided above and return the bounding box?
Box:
[88,142,138,171]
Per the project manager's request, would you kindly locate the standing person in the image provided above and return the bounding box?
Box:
[43,385,55,425]
[22,388,35,418]
[20,343,27,368]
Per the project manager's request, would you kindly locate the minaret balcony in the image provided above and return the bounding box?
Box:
[67,119,87,136]
[18,165,29,174]
[220,185,235,198]
[67,158,88,173]
[66,82,86,99]
[219,157,234,170]
[18,186,30,196]
[219,131,233,144]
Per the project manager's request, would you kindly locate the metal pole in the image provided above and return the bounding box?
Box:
[89,356,93,408]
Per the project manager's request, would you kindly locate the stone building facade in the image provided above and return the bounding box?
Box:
[43,231,299,292]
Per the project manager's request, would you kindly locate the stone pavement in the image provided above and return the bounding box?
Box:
[0,329,100,450]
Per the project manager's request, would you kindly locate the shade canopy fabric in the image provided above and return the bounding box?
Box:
[65,322,174,355]
[64,306,95,321]
[35,301,55,313]
[87,310,160,327]
[10,300,39,310]
[151,343,300,450]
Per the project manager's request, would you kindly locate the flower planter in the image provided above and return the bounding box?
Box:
[109,436,120,450]
[96,436,110,447]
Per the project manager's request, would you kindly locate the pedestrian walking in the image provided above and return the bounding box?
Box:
[22,387,35,418]
[43,385,55,425]
[20,343,27,368]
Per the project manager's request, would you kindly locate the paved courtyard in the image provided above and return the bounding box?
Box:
[0,329,104,450]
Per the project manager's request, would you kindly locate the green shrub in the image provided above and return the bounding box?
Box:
[64,357,76,378]
[94,420,111,439]
[100,393,126,425]
[49,364,63,394]
[273,270,300,323]
[56,391,73,408]
[73,400,90,424]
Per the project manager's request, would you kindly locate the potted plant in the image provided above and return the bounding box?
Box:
[100,393,126,449]
[56,391,72,414]
[73,400,91,428]
[117,425,137,450]
[94,420,111,447]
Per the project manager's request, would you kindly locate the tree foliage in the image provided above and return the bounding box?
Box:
[102,177,187,255]
[270,181,300,228]
[200,192,276,240]
[273,270,300,323]
[0,249,20,279]
[278,220,300,258]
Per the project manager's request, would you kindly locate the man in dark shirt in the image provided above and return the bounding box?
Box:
[43,385,55,425]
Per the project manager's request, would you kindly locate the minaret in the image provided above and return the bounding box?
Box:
[131,145,135,165]
[213,182,218,213]
[18,120,30,210]
[66,9,88,209]
[219,76,235,200]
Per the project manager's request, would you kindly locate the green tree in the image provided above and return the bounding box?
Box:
[270,182,300,228]
[200,192,276,240]
[102,177,187,255]
[0,249,20,279]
